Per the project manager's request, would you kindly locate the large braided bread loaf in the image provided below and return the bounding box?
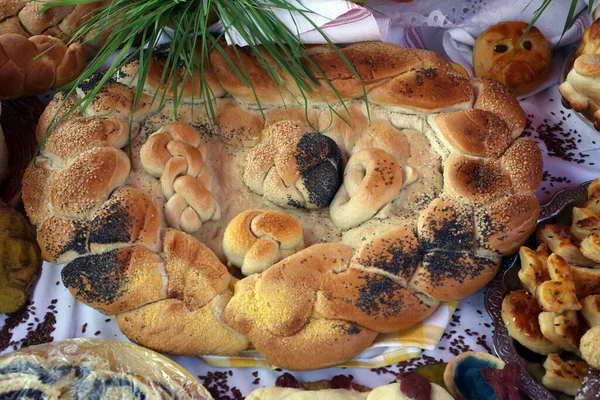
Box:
[0,0,109,99]
[22,41,542,370]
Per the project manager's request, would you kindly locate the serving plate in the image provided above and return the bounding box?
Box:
[485,181,591,400]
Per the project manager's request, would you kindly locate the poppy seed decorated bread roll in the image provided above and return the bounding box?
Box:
[61,246,168,315]
[23,40,542,370]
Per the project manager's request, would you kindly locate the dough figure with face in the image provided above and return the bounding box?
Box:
[473,21,551,97]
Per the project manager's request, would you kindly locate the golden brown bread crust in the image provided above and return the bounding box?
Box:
[542,353,589,396]
[117,295,249,356]
[222,210,305,276]
[117,230,248,356]
[22,41,540,369]
[409,251,500,301]
[537,223,595,267]
[296,42,425,101]
[571,207,600,241]
[0,0,110,63]
[243,120,344,210]
[225,239,441,369]
[318,269,439,333]
[472,77,527,137]
[572,266,600,299]
[518,244,550,294]
[560,19,600,131]
[37,216,89,264]
[417,197,474,251]
[39,117,131,165]
[117,46,226,103]
[475,193,540,256]
[536,254,582,313]
[444,153,512,206]
[0,17,28,37]
[209,45,296,105]
[427,109,512,158]
[330,148,403,230]
[500,137,543,191]
[224,243,383,369]
[243,317,378,371]
[369,67,473,113]
[17,2,74,35]
[559,55,600,131]
[88,186,162,254]
[0,33,86,99]
[61,246,168,315]
[473,21,551,97]
[538,310,582,353]
[77,80,161,122]
[575,18,600,60]
[21,158,55,226]
[0,0,27,21]
[50,147,130,219]
[580,295,600,328]
[580,326,600,368]
[140,122,220,234]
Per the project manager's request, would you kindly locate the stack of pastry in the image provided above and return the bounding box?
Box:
[559,18,600,130]
[502,179,600,395]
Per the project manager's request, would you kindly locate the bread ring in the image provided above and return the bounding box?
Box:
[21,41,541,370]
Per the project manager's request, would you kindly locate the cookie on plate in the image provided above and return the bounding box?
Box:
[502,289,561,355]
[537,224,595,267]
[518,243,549,293]
[542,353,589,396]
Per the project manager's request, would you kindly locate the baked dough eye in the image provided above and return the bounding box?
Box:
[523,40,532,50]
[493,44,508,53]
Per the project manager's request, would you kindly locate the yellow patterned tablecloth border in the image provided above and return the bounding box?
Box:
[201,301,458,369]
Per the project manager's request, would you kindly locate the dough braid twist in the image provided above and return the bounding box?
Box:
[222,210,305,275]
[140,122,220,234]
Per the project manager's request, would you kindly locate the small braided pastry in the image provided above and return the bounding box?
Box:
[330,148,404,231]
[140,122,220,234]
[223,210,305,275]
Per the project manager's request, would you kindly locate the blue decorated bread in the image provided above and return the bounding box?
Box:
[443,351,506,400]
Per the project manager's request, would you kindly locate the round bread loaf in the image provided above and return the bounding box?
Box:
[473,21,551,97]
[22,41,542,370]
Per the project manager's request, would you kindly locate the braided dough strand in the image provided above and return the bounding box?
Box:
[330,148,403,230]
[140,122,220,234]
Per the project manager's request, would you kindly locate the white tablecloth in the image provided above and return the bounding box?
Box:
[3,9,600,400]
